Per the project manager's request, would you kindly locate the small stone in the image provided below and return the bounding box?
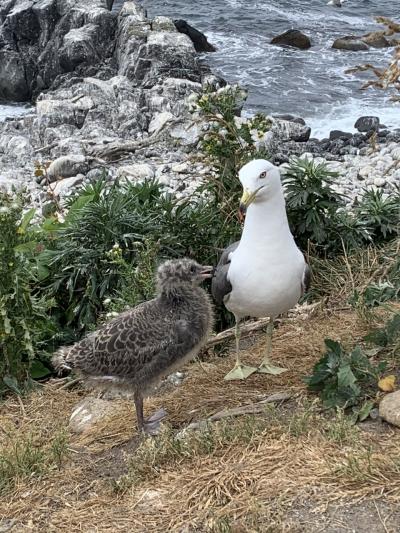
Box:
[69,398,116,434]
[379,391,400,427]
[171,162,189,173]
[369,408,380,420]
[116,163,155,181]
[374,177,386,187]
[48,175,83,197]
[47,155,87,183]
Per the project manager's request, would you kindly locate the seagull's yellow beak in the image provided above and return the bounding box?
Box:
[239,186,264,219]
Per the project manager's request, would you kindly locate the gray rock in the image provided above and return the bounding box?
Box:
[48,175,84,197]
[271,118,311,142]
[174,19,216,52]
[0,0,118,101]
[47,155,88,182]
[379,391,400,428]
[116,163,155,181]
[332,36,369,51]
[329,130,352,141]
[69,397,116,434]
[354,116,380,133]
[152,16,176,33]
[271,29,311,50]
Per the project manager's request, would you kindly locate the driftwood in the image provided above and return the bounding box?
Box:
[90,118,180,160]
[205,317,272,348]
[184,392,292,431]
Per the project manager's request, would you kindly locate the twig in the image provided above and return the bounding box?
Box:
[373,500,390,533]
[58,378,81,390]
[185,392,292,431]
[17,395,27,419]
[206,318,271,348]
[91,118,181,159]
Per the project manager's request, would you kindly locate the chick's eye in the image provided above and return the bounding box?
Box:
[190,264,196,272]
[259,171,267,179]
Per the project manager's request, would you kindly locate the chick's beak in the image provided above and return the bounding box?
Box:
[200,266,214,279]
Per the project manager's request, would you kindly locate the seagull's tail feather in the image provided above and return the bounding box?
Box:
[51,346,74,374]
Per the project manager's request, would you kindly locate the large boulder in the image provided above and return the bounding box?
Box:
[332,36,369,51]
[271,30,311,50]
[0,0,118,101]
[174,19,216,52]
[354,116,380,133]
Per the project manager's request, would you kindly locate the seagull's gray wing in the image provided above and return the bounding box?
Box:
[211,241,239,305]
[301,262,311,295]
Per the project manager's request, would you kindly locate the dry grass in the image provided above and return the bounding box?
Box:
[1,307,400,532]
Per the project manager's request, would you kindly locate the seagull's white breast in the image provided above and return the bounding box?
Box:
[225,239,305,319]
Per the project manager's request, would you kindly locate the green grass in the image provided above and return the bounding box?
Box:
[0,430,68,495]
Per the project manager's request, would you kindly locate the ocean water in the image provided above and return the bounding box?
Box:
[2,1,399,138]
[139,0,400,138]
[0,103,32,121]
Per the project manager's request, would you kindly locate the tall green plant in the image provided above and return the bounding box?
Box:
[0,195,52,395]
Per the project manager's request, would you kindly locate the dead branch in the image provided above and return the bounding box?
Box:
[185,392,292,431]
[90,118,180,160]
[206,317,272,348]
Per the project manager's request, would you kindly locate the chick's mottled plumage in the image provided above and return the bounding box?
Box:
[53,258,214,433]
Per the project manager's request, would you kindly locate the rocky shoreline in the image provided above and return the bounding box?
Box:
[0,0,399,212]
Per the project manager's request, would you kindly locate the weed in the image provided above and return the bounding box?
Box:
[0,430,68,495]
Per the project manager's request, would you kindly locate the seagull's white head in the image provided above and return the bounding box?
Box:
[238,159,282,216]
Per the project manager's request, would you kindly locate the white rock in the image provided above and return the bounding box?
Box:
[299,152,313,160]
[5,136,33,158]
[171,162,189,173]
[374,177,386,187]
[359,165,373,178]
[148,111,174,134]
[379,391,400,428]
[117,163,155,181]
[391,147,400,160]
[47,154,87,182]
[48,175,83,197]
[69,397,116,434]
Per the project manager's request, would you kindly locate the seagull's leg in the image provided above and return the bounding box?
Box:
[257,318,287,375]
[134,391,167,436]
[224,316,257,380]
[134,391,145,433]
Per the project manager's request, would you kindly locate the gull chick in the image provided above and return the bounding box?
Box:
[53,259,214,434]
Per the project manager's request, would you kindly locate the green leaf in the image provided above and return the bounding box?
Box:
[386,314,400,344]
[357,400,375,422]
[17,208,36,234]
[3,375,22,395]
[30,360,51,379]
[337,363,357,391]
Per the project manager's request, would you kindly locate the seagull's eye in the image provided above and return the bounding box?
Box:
[190,264,196,273]
[259,171,267,179]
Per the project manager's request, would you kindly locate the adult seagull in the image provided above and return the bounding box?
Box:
[211,159,310,380]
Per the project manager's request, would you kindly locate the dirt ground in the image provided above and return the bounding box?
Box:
[1,307,400,533]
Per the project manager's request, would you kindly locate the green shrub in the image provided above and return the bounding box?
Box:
[38,178,240,331]
[354,188,400,243]
[0,195,54,395]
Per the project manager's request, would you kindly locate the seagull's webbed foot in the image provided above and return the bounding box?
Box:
[142,408,167,436]
[257,359,287,375]
[224,362,257,381]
